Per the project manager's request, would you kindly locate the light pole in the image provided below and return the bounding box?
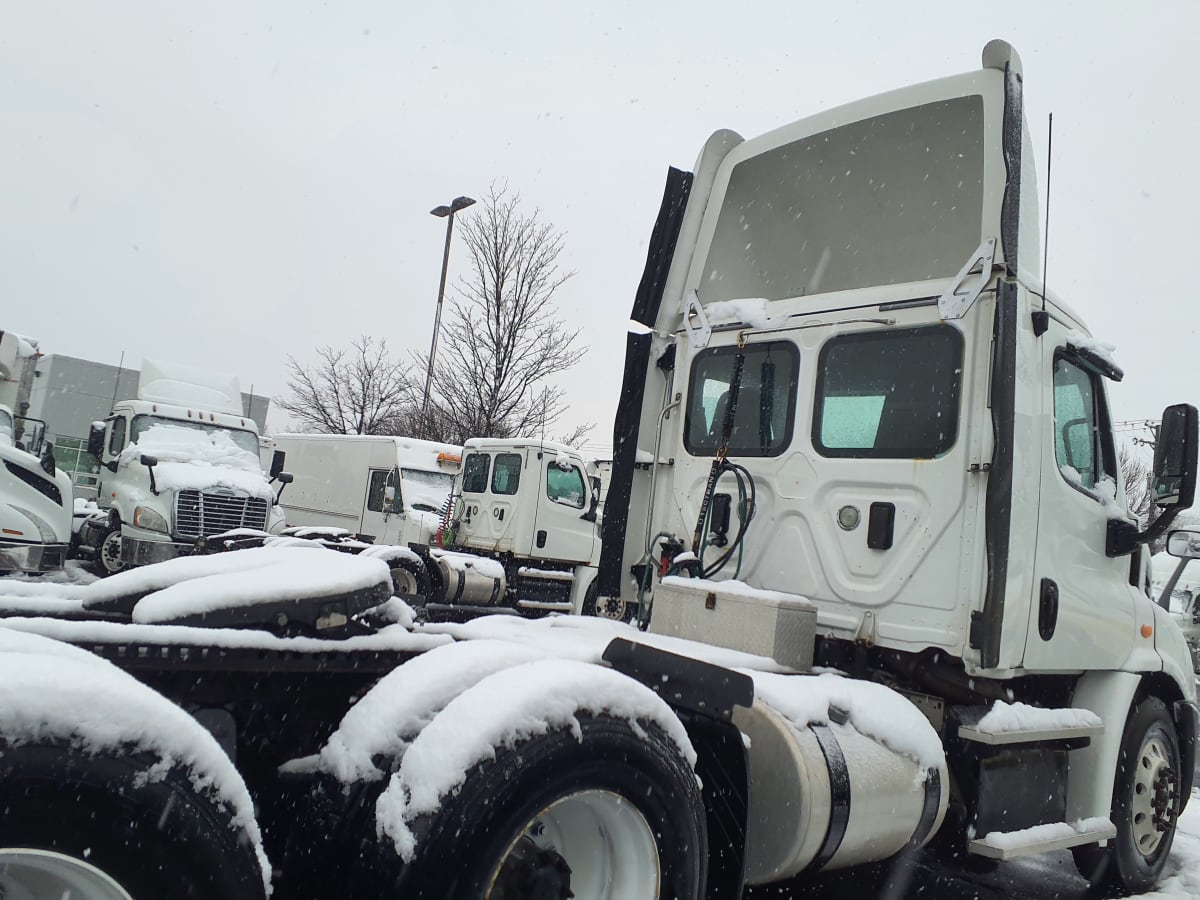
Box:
[423,195,476,413]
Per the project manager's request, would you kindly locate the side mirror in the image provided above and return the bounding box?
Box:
[87,423,105,459]
[40,441,56,477]
[273,472,292,504]
[269,450,286,479]
[275,472,294,485]
[1152,404,1198,509]
[1110,404,1199,557]
[140,453,160,495]
[1167,529,1200,559]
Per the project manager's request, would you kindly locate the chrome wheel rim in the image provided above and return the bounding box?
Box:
[1130,734,1176,857]
[0,848,134,900]
[593,595,629,622]
[100,531,125,574]
[487,789,660,900]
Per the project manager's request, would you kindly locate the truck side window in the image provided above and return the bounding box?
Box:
[492,453,522,495]
[813,325,963,458]
[546,464,586,509]
[461,453,491,494]
[108,418,126,456]
[1053,355,1115,492]
[684,341,799,457]
[366,469,390,512]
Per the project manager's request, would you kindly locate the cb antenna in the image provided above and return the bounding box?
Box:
[1041,112,1054,314]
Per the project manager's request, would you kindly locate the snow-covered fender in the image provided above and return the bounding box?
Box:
[373,658,696,861]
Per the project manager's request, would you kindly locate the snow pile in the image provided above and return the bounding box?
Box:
[982,816,1111,850]
[318,639,543,783]
[129,547,391,624]
[374,658,696,861]
[0,629,271,890]
[122,423,269,496]
[748,670,945,771]
[703,297,777,329]
[554,450,571,469]
[975,700,1101,733]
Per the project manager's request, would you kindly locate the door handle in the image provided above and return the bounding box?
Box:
[1038,578,1059,641]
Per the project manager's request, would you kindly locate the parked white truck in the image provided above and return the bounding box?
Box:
[0,41,1196,900]
[0,330,72,573]
[273,433,609,618]
[272,432,461,546]
[75,359,288,574]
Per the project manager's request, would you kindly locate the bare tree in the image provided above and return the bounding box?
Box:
[1121,444,1153,528]
[277,336,414,434]
[413,185,592,446]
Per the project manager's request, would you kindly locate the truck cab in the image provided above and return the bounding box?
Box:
[79,361,284,573]
[453,438,599,566]
[600,39,1197,886]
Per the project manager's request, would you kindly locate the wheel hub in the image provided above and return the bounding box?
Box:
[596,596,627,621]
[487,789,660,900]
[1130,735,1177,856]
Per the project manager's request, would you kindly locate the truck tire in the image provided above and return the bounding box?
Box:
[391,714,706,899]
[582,580,634,623]
[97,526,127,576]
[1071,695,1181,895]
[0,742,267,900]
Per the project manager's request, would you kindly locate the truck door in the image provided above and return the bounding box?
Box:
[1023,328,1136,670]
[359,467,404,544]
[528,453,596,563]
[456,450,526,553]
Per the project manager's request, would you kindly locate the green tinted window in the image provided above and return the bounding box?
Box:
[814,325,962,458]
[461,453,490,494]
[1053,356,1114,491]
[684,341,799,457]
[492,453,522,495]
[547,463,586,509]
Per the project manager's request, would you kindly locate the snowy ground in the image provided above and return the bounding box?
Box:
[1,556,1199,898]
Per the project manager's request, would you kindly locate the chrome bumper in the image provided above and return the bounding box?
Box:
[0,540,68,573]
[121,535,193,566]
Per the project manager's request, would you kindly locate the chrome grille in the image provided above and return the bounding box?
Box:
[174,489,269,539]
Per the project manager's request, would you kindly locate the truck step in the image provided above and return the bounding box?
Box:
[968,819,1115,860]
[957,702,1103,745]
[516,566,575,583]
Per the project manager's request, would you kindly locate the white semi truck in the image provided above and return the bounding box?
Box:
[273,433,610,619]
[0,41,1195,900]
[0,330,73,573]
[75,359,288,574]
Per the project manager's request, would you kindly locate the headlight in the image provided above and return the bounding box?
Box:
[133,505,169,533]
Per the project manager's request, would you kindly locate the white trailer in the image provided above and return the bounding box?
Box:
[76,359,287,573]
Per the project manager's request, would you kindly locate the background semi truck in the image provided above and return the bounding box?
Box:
[0,330,73,573]
[75,359,288,574]
[0,40,1196,900]
[274,433,612,619]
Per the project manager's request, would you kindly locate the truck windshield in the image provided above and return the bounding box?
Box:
[130,415,260,456]
[400,468,455,513]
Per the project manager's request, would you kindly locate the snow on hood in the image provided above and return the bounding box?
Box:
[374,658,696,862]
[0,628,272,891]
[122,423,269,497]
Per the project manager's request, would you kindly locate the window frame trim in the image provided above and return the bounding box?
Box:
[1051,349,1119,503]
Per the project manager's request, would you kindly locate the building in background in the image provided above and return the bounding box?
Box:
[23,355,270,497]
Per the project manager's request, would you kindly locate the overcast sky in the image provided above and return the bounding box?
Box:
[2,1,1196,454]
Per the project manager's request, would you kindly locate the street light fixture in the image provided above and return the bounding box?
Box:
[423,195,476,414]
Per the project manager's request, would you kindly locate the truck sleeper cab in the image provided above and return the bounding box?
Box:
[600,39,1198,893]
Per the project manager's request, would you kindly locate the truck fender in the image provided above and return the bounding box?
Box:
[1064,670,1141,822]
